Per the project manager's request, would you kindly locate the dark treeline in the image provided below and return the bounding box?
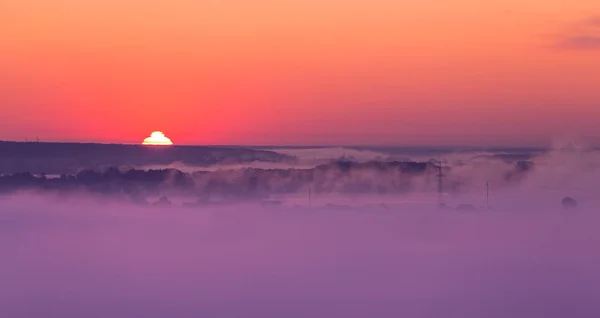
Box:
[0,141,293,174]
[0,160,534,204]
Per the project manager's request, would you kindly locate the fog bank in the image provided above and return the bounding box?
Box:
[1,194,599,317]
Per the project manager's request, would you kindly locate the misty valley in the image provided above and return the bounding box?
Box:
[1,142,599,318]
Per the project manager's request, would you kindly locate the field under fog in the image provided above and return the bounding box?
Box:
[1,142,600,317]
[1,194,599,318]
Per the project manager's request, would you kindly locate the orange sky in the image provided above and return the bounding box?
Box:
[1,0,599,146]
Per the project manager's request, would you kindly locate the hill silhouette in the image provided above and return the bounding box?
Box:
[0,141,293,174]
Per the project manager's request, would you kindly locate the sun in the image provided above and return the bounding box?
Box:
[142,131,173,145]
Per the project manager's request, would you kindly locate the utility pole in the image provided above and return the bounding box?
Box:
[437,157,445,207]
[486,181,490,210]
[308,185,312,206]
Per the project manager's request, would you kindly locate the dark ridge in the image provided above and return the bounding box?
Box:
[0,141,294,174]
[256,145,548,153]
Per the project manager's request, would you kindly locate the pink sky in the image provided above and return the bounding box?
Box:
[1,0,599,146]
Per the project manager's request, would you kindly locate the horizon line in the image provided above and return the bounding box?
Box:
[0,139,553,150]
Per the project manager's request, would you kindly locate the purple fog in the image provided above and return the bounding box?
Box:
[1,193,599,318]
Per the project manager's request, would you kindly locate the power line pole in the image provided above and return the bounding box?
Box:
[437,157,445,207]
[486,181,490,210]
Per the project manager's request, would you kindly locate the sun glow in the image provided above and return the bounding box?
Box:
[142,131,173,145]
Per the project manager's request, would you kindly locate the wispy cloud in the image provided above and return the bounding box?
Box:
[586,16,600,26]
[554,16,600,50]
[556,35,600,50]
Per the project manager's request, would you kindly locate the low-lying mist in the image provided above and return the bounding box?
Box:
[1,192,599,318]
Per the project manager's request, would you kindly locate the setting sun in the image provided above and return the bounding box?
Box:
[142,131,173,146]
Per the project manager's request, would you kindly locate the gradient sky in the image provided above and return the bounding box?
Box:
[1,0,599,146]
